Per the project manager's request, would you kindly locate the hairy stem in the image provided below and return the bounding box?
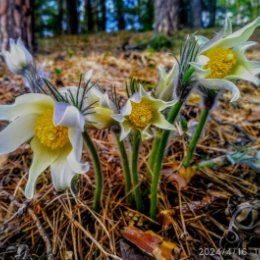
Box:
[150,100,183,220]
[146,136,161,179]
[182,108,209,168]
[83,131,102,211]
[131,131,142,211]
[115,133,132,202]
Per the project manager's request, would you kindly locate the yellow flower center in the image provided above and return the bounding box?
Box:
[35,110,69,150]
[204,48,237,78]
[128,99,154,129]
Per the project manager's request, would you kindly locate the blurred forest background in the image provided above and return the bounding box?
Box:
[0,0,259,52]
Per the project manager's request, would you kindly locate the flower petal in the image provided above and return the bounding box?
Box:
[212,17,260,49]
[223,17,233,36]
[143,96,175,111]
[199,78,240,102]
[86,106,114,129]
[197,55,209,66]
[152,113,176,130]
[130,92,142,103]
[247,61,260,76]
[120,100,132,116]
[3,52,17,73]
[24,137,59,199]
[0,93,53,120]
[141,126,154,140]
[120,120,132,140]
[112,114,124,123]
[0,114,37,154]
[100,92,117,111]
[54,102,85,131]
[67,128,89,173]
[237,41,257,52]
[195,35,209,46]
[84,69,93,82]
[17,38,33,64]
[155,63,179,100]
[199,18,230,53]
[51,145,83,191]
[226,65,260,86]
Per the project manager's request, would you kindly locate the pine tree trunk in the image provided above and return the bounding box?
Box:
[100,0,106,31]
[191,0,201,28]
[57,0,63,34]
[179,1,190,28]
[208,0,217,27]
[0,0,33,52]
[155,0,180,35]
[66,0,78,34]
[86,0,94,31]
[115,0,125,30]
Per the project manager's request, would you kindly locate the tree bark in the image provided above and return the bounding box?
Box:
[115,0,125,30]
[191,0,201,28]
[57,0,63,34]
[155,0,180,35]
[179,0,191,28]
[86,0,94,32]
[208,0,217,27]
[0,0,33,52]
[100,0,106,31]
[66,0,78,34]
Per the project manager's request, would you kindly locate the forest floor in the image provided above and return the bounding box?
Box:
[0,30,260,260]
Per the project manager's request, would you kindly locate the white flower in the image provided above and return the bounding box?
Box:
[85,86,117,129]
[192,17,260,102]
[0,93,89,199]
[155,64,179,101]
[59,85,117,129]
[113,86,176,140]
[2,38,33,74]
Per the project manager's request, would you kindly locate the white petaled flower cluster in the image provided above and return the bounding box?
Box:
[192,17,260,102]
[0,16,259,200]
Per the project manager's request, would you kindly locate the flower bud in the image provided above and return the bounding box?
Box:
[2,38,33,74]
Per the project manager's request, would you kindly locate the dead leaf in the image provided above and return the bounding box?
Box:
[161,169,188,190]
[0,155,7,167]
[246,111,260,122]
[122,226,182,260]
[122,226,162,257]
[179,166,196,184]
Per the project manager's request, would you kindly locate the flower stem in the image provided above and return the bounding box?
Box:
[83,131,102,212]
[150,100,183,220]
[146,136,161,179]
[182,108,209,168]
[115,133,132,201]
[131,131,142,211]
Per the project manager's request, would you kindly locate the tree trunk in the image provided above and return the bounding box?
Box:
[208,0,217,27]
[179,0,191,28]
[147,0,154,22]
[115,0,125,30]
[0,0,33,52]
[155,0,180,35]
[66,0,78,34]
[86,0,94,31]
[100,0,106,31]
[57,0,63,34]
[191,0,201,28]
